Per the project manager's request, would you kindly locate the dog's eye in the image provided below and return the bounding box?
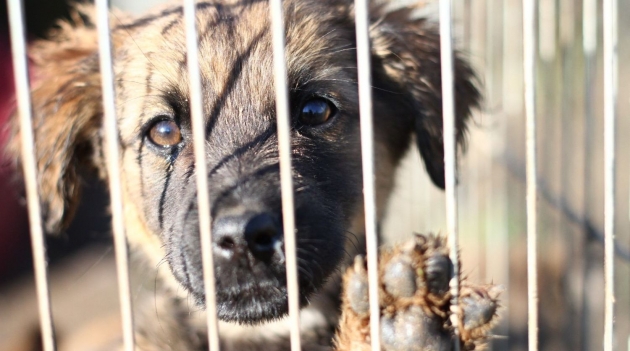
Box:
[148,119,182,147]
[299,98,336,126]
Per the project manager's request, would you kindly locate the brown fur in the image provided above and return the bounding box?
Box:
[7,1,482,350]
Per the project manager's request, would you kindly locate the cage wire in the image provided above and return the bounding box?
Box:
[2,0,628,351]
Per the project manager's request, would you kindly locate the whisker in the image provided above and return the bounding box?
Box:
[296,247,326,278]
[344,230,362,254]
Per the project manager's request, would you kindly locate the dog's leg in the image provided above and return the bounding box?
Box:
[334,234,501,351]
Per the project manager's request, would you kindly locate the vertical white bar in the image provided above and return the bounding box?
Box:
[438,1,461,350]
[559,0,574,46]
[523,0,539,350]
[538,0,556,62]
[353,1,380,350]
[94,1,135,350]
[582,1,596,348]
[462,0,471,50]
[6,1,56,350]
[603,0,617,349]
[268,1,302,351]
[468,0,486,286]
[182,1,221,350]
[583,0,597,57]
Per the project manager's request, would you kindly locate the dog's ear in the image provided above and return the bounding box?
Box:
[369,7,480,188]
[8,13,103,233]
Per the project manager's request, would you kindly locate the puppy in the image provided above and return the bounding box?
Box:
[8,0,495,350]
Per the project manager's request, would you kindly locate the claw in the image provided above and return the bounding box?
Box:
[413,233,428,249]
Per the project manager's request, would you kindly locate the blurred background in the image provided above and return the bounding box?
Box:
[0,0,628,350]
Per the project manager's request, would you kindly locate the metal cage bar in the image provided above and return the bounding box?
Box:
[581,1,597,348]
[583,0,597,57]
[6,1,56,350]
[438,1,461,349]
[603,0,618,349]
[268,1,302,351]
[94,1,136,350]
[523,0,539,350]
[10,1,628,350]
[182,1,221,350]
[354,1,381,350]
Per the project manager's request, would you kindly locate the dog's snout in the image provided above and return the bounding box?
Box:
[212,212,282,260]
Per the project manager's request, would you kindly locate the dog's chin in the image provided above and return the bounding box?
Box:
[190,282,313,325]
[217,287,290,324]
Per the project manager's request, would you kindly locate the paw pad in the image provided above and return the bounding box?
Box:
[425,255,452,297]
[336,234,500,351]
[383,257,416,298]
[381,306,451,351]
[460,286,502,339]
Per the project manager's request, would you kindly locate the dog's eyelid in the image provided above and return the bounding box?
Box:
[140,114,178,134]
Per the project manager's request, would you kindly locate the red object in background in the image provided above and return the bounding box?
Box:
[0,31,30,281]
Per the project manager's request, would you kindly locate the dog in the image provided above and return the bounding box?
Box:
[8,0,498,350]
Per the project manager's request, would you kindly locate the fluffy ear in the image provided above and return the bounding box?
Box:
[7,13,103,233]
[369,6,480,188]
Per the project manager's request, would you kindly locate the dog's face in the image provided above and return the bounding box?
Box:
[10,0,479,324]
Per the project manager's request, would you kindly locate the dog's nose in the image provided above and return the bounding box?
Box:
[244,213,281,256]
[212,212,282,260]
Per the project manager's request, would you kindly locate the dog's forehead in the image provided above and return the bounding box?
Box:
[113,0,356,140]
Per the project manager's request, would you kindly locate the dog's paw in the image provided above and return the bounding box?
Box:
[334,234,501,351]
